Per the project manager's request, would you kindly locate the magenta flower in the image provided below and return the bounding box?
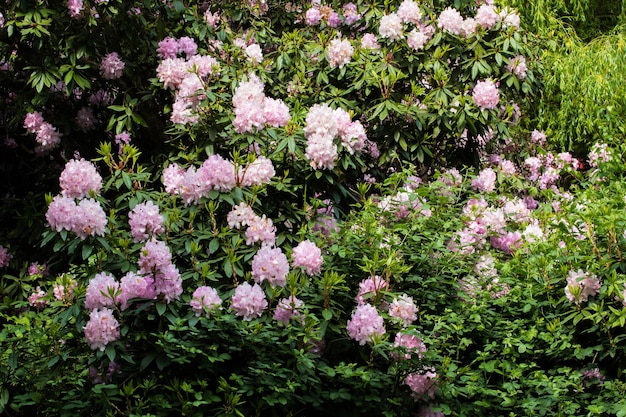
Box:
[29,287,47,309]
[0,245,12,268]
[405,368,437,398]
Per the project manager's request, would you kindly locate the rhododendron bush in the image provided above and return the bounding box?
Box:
[1,0,626,416]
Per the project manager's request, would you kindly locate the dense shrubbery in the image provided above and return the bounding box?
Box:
[1,0,626,416]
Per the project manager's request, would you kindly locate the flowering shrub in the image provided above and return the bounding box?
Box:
[1,1,625,416]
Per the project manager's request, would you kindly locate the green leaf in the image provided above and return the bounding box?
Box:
[156,302,166,316]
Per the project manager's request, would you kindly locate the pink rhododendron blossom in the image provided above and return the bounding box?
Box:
[405,368,437,398]
[343,3,361,25]
[262,97,291,127]
[346,303,386,345]
[29,287,47,308]
[53,277,77,302]
[327,11,342,27]
[197,154,237,192]
[565,269,601,304]
[152,263,183,303]
[327,38,354,68]
[245,215,276,246]
[407,29,430,50]
[507,55,527,79]
[379,13,403,40]
[24,111,45,133]
[394,333,426,360]
[490,231,522,254]
[231,282,268,320]
[292,239,323,275]
[118,272,156,310]
[238,156,275,186]
[360,33,380,50]
[388,294,418,327]
[177,36,198,57]
[162,163,185,195]
[475,4,498,29]
[437,7,464,35]
[59,159,103,198]
[138,239,173,273]
[251,245,290,287]
[305,133,338,170]
[84,308,120,351]
[588,143,612,168]
[227,203,258,229]
[73,198,108,239]
[190,286,222,316]
[397,0,422,24]
[356,275,389,305]
[156,57,188,89]
[305,7,322,25]
[157,37,180,59]
[471,167,497,192]
[100,52,125,80]
[273,295,304,324]
[244,43,263,64]
[472,79,500,109]
[0,245,12,268]
[85,272,119,311]
[204,10,220,27]
[68,0,84,17]
[500,7,520,29]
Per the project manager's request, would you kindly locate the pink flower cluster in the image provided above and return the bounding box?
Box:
[437,5,519,37]
[46,196,107,240]
[522,151,579,190]
[305,2,361,26]
[100,52,125,80]
[128,201,165,242]
[393,333,426,360]
[449,194,539,256]
[76,107,97,131]
[237,156,276,187]
[29,286,47,309]
[0,245,12,268]
[190,286,222,316]
[273,295,304,324]
[67,0,83,18]
[231,281,268,320]
[378,0,435,48]
[565,269,601,304]
[507,55,527,79]
[156,37,219,125]
[471,167,497,192]
[232,73,290,133]
[377,189,432,219]
[356,275,389,305]
[23,111,61,153]
[138,239,183,303]
[405,368,438,398]
[327,38,354,68]
[291,239,323,275]
[59,158,103,198]
[162,155,237,205]
[227,203,276,246]
[388,294,418,327]
[588,142,612,168]
[251,245,290,287]
[346,303,386,345]
[84,308,120,351]
[85,272,120,310]
[303,103,367,170]
[472,79,500,110]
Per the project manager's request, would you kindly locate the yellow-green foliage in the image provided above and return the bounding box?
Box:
[539,25,626,153]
